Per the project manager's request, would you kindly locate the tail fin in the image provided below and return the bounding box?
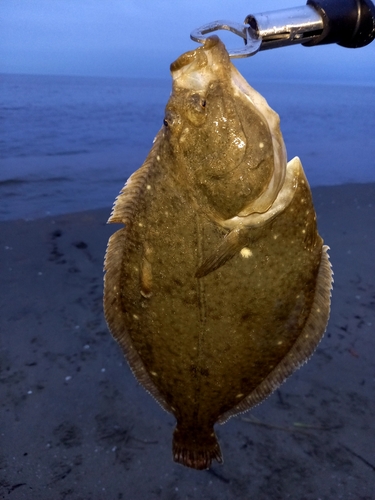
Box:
[172,425,223,470]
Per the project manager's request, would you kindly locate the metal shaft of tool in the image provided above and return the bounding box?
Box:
[246,5,324,51]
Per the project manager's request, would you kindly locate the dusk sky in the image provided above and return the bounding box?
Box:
[2,0,375,84]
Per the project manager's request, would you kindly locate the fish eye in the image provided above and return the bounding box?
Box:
[201,99,206,108]
[163,118,169,127]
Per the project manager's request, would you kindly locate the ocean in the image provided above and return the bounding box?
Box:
[1,73,374,221]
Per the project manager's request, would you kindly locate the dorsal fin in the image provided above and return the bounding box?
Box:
[103,228,172,414]
[108,130,163,225]
[104,128,172,414]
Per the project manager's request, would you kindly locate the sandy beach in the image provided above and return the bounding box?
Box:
[1,182,375,499]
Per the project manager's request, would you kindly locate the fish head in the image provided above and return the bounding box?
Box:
[164,36,287,221]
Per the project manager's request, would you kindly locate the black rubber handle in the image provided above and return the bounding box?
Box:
[303,0,375,47]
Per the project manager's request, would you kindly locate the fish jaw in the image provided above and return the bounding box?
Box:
[170,36,232,92]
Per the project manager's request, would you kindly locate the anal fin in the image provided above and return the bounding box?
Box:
[218,244,333,424]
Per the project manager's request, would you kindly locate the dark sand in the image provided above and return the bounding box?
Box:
[1,183,375,500]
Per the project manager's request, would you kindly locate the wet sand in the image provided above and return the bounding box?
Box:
[1,183,375,499]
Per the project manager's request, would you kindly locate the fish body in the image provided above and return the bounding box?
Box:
[104,36,332,470]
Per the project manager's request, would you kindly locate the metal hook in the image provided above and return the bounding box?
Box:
[190,20,262,58]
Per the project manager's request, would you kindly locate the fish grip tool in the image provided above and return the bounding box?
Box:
[190,0,375,57]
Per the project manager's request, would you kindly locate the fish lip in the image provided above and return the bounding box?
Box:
[170,49,198,73]
[170,36,221,73]
[170,36,231,94]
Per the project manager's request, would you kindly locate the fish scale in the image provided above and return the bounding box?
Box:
[104,36,332,470]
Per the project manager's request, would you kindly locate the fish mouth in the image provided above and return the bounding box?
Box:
[170,36,230,92]
[170,35,222,72]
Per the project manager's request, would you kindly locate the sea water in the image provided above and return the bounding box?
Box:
[1,73,374,221]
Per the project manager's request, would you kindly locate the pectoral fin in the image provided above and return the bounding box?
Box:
[195,228,248,278]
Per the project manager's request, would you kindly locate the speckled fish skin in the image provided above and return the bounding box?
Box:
[104,36,333,470]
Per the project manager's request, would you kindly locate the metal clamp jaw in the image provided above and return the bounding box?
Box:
[190,0,375,58]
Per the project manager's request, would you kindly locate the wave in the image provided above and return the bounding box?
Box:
[0,176,73,187]
[46,150,90,157]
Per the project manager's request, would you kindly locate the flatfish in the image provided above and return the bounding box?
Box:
[104,36,333,470]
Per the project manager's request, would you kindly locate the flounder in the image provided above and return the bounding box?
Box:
[104,36,332,470]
